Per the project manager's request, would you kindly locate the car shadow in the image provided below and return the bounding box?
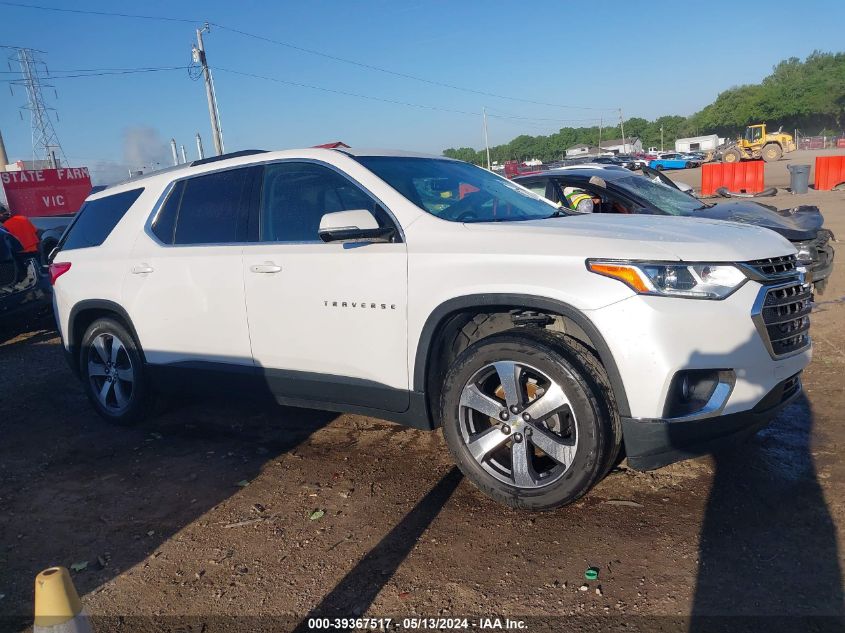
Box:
[0,310,55,346]
[291,467,463,631]
[689,394,844,631]
[0,334,338,630]
[658,331,845,631]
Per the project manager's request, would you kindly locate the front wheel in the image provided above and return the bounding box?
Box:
[440,329,620,510]
[80,317,152,424]
[762,143,782,162]
[723,148,742,163]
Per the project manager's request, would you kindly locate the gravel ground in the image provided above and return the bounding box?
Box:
[1,155,845,633]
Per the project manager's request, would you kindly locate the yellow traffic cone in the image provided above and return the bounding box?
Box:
[33,567,93,633]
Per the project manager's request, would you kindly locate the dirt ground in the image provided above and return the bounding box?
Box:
[2,154,845,632]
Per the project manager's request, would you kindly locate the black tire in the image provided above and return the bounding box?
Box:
[80,317,152,424]
[762,143,782,162]
[723,148,742,163]
[440,328,621,510]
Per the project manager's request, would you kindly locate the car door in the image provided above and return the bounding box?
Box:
[241,161,409,412]
[122,166,259,369]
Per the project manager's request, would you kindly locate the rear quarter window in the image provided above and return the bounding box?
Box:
[59,188,144,251]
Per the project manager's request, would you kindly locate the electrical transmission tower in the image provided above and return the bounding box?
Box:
[6,47,67,167]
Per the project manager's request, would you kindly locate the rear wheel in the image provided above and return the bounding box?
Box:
[723,148,742,163]
[440,329,620,510]
[762,143,782,162]
[80,318,151,424]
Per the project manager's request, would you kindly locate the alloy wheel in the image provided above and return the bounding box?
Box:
[458,360,578,489]
[87,332,135,413]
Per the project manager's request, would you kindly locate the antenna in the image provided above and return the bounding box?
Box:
[5,47,67,166]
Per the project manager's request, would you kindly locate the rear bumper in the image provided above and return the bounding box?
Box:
[622,372,802,471]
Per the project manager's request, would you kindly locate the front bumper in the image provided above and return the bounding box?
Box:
[587,280,811,420]
[622,372,802,470]
[805,240,835,286]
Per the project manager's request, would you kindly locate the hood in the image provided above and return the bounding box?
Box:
[696,201,822,241]
[461,214,796,262]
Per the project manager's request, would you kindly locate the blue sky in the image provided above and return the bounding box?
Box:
[2,0,844,182]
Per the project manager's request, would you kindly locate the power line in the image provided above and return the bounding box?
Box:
[0,66,190,82]
[1,0,618,112]
[484,107,605,124]
[0,65,188,74]
[214,66,483,118]
[209,24,617,112]
[0,1,197,22]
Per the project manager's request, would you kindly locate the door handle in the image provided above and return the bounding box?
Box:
[250,262,282,274]
[131,263,154,274]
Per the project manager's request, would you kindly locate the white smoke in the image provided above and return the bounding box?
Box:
[88,126,173,186]
[122,125,170,170]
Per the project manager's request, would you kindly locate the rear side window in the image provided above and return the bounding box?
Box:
[151,181,184,244]
[172,168,252,245]
[59,188,143,251]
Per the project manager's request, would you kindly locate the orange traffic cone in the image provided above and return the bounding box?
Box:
[33,567,93,633]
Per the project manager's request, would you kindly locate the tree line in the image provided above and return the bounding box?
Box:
[444,51,845,165]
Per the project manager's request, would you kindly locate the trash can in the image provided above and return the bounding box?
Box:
[787,164,811,194]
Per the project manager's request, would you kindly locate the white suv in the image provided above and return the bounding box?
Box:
[50,148,811,509]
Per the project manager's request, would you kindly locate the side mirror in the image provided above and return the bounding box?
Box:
[318,209,394,243]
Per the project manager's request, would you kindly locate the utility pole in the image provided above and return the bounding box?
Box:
[170,138,179,165]
[482,107,491,170]
[619,108,626,154]
[598,117,603,150]
[192,23,224,156]
[660,125,664,152]
[180,144,188,163]
[196,133,205,160]
[0,128,8,171]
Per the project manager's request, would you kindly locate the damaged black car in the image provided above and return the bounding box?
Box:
[0,225,51,324]
[514,167,835,290]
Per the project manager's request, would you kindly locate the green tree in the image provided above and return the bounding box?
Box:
[444,51,845,162]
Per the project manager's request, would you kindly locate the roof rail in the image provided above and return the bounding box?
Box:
[190,149,268,167]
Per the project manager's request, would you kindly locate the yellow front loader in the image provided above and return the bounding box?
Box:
[722,124,796,163]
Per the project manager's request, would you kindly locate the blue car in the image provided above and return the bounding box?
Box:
[648,153,690,171]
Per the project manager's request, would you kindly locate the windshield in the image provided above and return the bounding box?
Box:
[613,174,707,216]
[356,157,558,222]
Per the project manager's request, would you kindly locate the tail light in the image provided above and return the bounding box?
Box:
[49,262,71,285]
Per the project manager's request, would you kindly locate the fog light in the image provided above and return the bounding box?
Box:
[663,369,731,418]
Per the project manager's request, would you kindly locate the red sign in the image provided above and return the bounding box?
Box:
[1,167,92,217]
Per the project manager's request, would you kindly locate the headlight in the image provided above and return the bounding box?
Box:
[587,260,748,299]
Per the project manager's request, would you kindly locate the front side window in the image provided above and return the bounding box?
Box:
[260,162,381,242]
[356,157,557,223]
[519,179,550,199]
[59,188,143,251]
[172,168,252,245]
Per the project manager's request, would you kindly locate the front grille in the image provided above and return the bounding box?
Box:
[757,281,812,357]
[746,254,798,278]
